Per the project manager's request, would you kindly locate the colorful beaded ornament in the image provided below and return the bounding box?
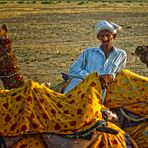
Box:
[0,37,24,89]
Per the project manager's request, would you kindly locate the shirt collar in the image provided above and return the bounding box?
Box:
[97,45,117,54]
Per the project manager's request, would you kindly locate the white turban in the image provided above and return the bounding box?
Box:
[96,20,121,36]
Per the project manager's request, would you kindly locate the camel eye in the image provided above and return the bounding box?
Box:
[139,48,143,51]
[135,47,143,53]
[137,47,143,52]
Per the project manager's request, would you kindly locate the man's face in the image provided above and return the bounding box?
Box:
[0,28,7,37]
[98,30,115,49]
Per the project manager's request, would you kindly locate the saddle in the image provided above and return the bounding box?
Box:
[42,132,102,148]
[2,120,118,148]
[42,120,118,148]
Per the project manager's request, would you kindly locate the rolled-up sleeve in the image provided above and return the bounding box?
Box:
[68,49,89,79]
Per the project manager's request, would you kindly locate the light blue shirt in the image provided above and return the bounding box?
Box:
[64,46,127,93]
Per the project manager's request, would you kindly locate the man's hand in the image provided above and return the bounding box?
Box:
[101,109,118,121]
[99,74,114,89]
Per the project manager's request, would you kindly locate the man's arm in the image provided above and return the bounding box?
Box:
[68,49,89,79]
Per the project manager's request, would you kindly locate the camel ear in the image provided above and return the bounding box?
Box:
[2,24,8,32]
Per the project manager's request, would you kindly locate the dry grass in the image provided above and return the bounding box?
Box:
[0,1,147,87]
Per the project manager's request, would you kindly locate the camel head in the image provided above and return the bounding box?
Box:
[134,46,148,67]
